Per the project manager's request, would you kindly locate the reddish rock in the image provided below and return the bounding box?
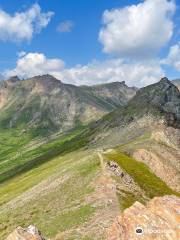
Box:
[107,195,180,240]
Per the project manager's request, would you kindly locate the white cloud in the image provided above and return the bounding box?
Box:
[4,52,164,87]
[59,59,164,87]
[0,4,54,42]
[57,20,74,33]
[99,0,175,58]
[161,42,180,71]
[5,52,65,78]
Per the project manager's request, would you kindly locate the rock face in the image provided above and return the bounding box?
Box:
[130,77,180,122]
[107,195,180,240]
[106,161,134,186]
[6,225,45,240]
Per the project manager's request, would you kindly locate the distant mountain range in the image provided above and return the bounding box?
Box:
[0,74,136,136]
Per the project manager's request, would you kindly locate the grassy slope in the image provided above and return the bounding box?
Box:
[104,150,179,210]
[0,150,101,239]
[0,126,89,183]
[0,86,179,239]
[0,126,179,239]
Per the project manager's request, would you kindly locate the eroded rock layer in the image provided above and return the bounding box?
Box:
[107,195,180,240]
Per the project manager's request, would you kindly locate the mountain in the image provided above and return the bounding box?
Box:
[0,75,137,136]
[88,77,180,136]
[0,76,179,239]
[80,78,180,195]
[172,79,180,90]
[81,81,137,108]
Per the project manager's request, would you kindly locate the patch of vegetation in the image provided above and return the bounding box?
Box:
[0,125,89,183]
[45,205,95,236]
[0,150,100,239]
[105,151,179,204]
[117,189,146,210]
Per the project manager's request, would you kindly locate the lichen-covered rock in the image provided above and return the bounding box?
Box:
[107,195,180,240]
[6,225,45,240]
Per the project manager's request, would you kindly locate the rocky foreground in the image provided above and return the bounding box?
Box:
[6,195,180,240]
[6,225,45,240]
[107,195,180,240]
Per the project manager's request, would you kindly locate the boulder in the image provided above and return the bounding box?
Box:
[6,225,45,240]
[107,195,180,240]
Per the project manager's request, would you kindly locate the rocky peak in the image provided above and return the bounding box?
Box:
[160,76,170,83]
[32,74,60,82]
[107,195,180,240]
[7,76,20,83]
[1,76,21,88]
[130,77,180,121]
[6,225,45,240]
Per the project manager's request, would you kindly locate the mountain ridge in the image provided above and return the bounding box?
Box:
[0,74,137,135]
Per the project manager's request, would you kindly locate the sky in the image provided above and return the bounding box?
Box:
[0,0,180,87]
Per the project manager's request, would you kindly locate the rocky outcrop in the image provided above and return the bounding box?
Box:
[131,77,180,122]
[107,195,180,240]
[6,225,45,240]
[106,161,136,189]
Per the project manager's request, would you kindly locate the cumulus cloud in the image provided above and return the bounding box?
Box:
[57,20,74,33]
[99,0,175,58]
[4,52,164,87]
[5,52,65,78]
[59,59,164,87]
[161,42,180,71]
[0,4,54,42]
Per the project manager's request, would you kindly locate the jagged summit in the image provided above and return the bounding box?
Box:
[28,74,61,82]
[130,77,180,121]
[160,76,170,82]
[90,77,180,134]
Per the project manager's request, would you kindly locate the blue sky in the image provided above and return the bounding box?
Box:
[0,0,180,87]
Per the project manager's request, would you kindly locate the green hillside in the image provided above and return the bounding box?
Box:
[0,77,180,239]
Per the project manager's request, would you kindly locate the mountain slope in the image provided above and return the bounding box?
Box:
[0,77,180,239]
[172,79,180,90]
[89,77,180,134]
[81,81,137,108]
[0,75,136,136]
[84,78,180,192]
